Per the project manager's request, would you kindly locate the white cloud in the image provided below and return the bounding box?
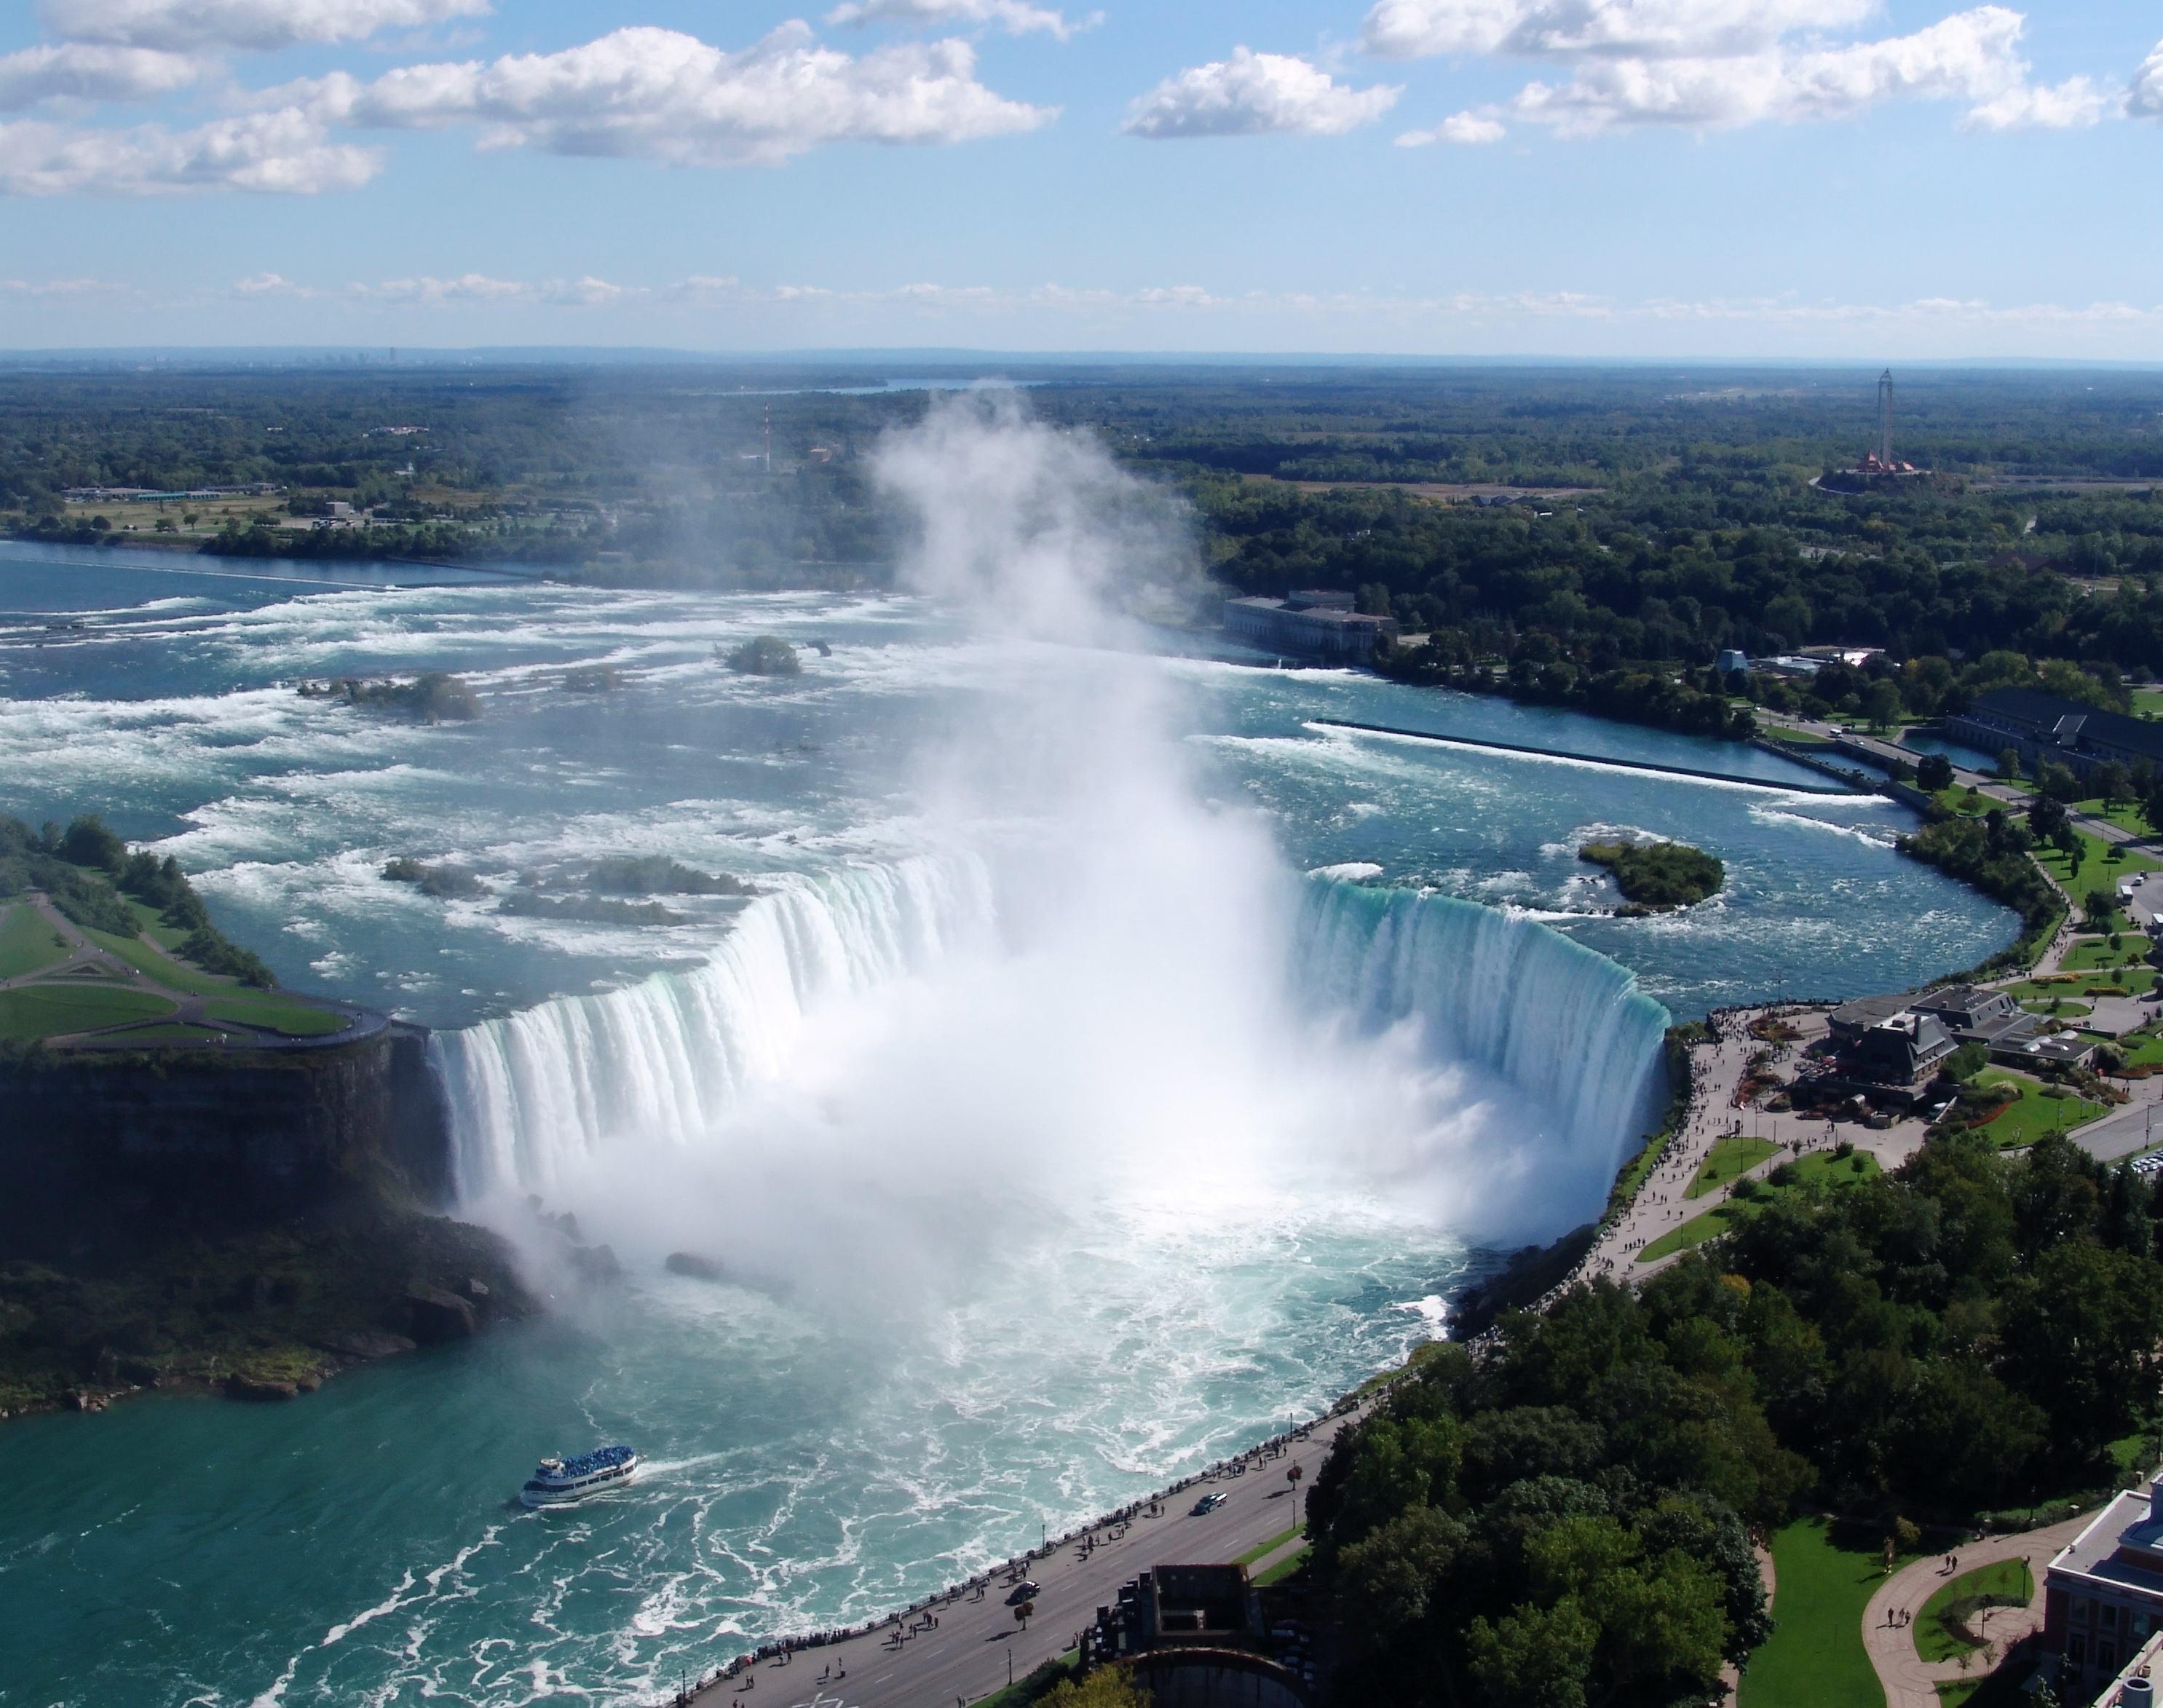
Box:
[43,0,492,52]
[1123,48,1400,138]
[0,109,379,194]
[1361,0,1878,62]
[0,43,205,111]
[824,0,1099,41]
[1964,74,2111,131]
[2128,38,2163,119]
[1503,7,2047,133]
[1396,109,1506,143]
[301,23,1053,165]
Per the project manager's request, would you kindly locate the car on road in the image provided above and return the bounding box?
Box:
[1190,1492,1228,1515]
[1005,1581,1041,1605]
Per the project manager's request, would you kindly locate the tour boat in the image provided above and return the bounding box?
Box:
[519,1443,638,1509]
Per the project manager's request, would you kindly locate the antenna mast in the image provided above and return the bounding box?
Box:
[1878,369,1894,467]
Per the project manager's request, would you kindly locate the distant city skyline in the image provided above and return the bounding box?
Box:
[2,0,2160,357]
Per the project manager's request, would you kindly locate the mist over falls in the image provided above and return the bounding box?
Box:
[435,394,1672,1286]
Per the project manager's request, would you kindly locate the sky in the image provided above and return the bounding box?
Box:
[1,0,2160,358]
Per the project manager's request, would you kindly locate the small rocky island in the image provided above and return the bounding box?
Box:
[1579,839,1725,914]
[719,636,802,676]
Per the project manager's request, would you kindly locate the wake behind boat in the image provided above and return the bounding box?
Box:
[520,1444,638,1510]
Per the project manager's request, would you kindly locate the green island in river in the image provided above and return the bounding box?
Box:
[1578,839,1726,912]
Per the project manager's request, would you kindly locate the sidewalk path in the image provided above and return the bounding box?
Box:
[1862,1510,2097,1708]
[686,1399,1374,1708]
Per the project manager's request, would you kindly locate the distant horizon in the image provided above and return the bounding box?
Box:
[4,346,2163,373]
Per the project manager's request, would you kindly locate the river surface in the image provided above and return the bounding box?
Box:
[0,542,2012,1707]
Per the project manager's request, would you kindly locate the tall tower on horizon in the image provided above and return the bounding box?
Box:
[1878,369,1894,467]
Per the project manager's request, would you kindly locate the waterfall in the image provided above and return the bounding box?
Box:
[433,855,999,1200]
[435,865,1671,1217]
[1291,881,1672,1198]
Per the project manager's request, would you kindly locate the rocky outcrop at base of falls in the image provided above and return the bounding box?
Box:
[0,1022,527,1423]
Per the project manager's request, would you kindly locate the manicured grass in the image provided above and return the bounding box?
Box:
[2113,1032,2163,1070]
[1642,1150,1881,1263]
[2135,688,2163,720]
[1687,1136,1781,1199]
[2035,826,2162,885]
[1251,1548,1310,1587]
[2063,933,2151,972]
[2074,798,2156,837]
[0,902,70,980]
[110,1022,237,1044]
[1234,1524,1305,1567]
[1739,1518,1896,1708]
[1931,786,1991,817]
[1916,1559,2034,1664]
[202,994,349,1037]
[125,897,194,954]
[83,925,238,996]
[1969,1070,2108,1147]
[0,984,176,1040]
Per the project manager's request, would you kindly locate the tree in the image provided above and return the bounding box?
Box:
[1864,679,1903,732]
[2028,794,2068,842]
[1918,752,1955,791]
[1466,1599,1598,1708]
[1940,1043,1989,1083]
[1014,1600,1035,1633]
[1998,747,2022,781]
[2087,887,2118,930]
[1040,1669,1150,1708]
[2096,762,2132,807]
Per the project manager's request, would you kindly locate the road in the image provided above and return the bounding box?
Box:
[685,1405,1372,1708]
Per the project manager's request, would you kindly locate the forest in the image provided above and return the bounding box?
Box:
[7,363,2163,730]
[1308,1129,2163,1708]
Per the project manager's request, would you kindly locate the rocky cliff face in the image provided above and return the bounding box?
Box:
[0,1029,455,1265]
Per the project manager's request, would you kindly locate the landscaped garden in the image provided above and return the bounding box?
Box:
[1915,1559,2035,1665]
[1642,1147,1881,1262]
[1963,1069,2109,1148]
[1686,1135,1782,1198]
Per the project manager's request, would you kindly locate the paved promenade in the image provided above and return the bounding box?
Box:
[1862,1509,2097,1708]
[683,1400,1374,1708]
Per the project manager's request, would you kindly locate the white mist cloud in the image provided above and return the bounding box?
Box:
[0,43,206,112]
[1396,109,1506,144]
[0,108,379,194]
[1123,48,1401,139]
[1361,0,1880,61]
[824,0,1099,41]
[2127,37,2163,119]
[1374,3,2105,138]
[42,0,493,52]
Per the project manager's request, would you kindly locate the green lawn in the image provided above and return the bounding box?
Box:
[0,902,70,980]
[1233,1524,1305,1567]
[2074,797,2156,837]
[2113,1031,2163,1070]
[2063,933,2151,972]
[1251,1547,1310,1587]
[125,897,194,954]
[1930,786,1991,817]
[1968,1070,2108,1147]
[202,994,349,1037]
[1643,1150,1881,1263]
[1739,1518,1897,1708]
[84,925,239,996]
[1687,1136,1781,1199]
[1916,1559,2034,1664]
[2035,826,2162,885]
[0,984,176,1040]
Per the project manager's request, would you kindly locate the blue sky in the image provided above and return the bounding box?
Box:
[1,0,2159,357]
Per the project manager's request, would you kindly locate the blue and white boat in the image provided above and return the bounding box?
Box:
[520,1443,638,1509]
